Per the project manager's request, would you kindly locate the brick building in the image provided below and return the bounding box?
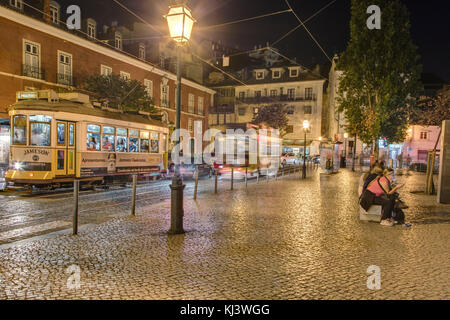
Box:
[0,1,215,150]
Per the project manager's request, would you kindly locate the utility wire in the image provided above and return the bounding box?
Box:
[284,0,332,62]
[199,9,292,30]
[272,0,338,46]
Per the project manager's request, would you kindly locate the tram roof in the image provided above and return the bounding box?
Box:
[9,100,167,128]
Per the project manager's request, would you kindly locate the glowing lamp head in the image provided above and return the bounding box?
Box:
[165,4,196,44]
[344,133,349,139]
[303,120,310,130]
[318,136,323,141]
[14,162,22,170]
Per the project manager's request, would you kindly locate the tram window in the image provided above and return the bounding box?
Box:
[69,124,75,146]
[140,131,149,140]
[13,115,27,145]
[140,139,149,152]
[129,137,139,152]
[129,129,139,137]
[103,126,115,134]
[57,123,65,145]
[150,132,159,153]
[102,126,115,152]
[117,128,127,136]
[30,115,52,122]
[87,133,100,151]
[116,136,127,152]
[87,124,100,133]
[30,123,51,146]
[102,135,114,151]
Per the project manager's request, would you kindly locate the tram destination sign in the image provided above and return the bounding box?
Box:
[80,152,162,177]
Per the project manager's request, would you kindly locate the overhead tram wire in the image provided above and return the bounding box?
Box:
[198,9,292,30]
[111,0,163,36]
[272,0,339,47]
[284,0,332,62]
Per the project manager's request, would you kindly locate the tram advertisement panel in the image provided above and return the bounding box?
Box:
[11,147,52,171]
[80,152,162,177]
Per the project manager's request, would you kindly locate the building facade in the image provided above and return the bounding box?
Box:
[0,1,215,151]
[209,60,326,156]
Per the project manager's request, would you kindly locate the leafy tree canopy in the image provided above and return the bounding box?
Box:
[337,0,422,145]
[252,104,289,136]
[83,74,157,114]
[410,86,450,127]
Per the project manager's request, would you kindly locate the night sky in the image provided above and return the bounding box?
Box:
[58,0,450,82]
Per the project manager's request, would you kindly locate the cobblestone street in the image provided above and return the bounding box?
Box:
[0,169,449,299]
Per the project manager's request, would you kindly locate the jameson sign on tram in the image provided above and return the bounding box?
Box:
[80,152,162,177]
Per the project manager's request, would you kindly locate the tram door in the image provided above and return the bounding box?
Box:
[55,121,76,176]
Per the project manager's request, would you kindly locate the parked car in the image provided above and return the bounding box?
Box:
[281,152,300,166]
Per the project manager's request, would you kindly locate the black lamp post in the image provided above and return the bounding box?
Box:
[165,3,195,235]
[302,120,309,179]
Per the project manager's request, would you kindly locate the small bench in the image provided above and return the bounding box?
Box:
[360,205,382,222]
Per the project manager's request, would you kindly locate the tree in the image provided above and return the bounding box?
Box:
[83,74,157,114]
[252,104,289,136]
[411,86,450,127]
[337,0,422,152]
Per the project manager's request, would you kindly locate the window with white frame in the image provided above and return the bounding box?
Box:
[305,87,313,99]
[57,51,72,85]
[198,97,204,115]
[256,71,264,80]
[272,70,281,79]
[287,88,295,100]
[115,32,122,50]
[139,43,146,60]
[87,19,97,39]
[188,94,195,113]
[289,68,298,77]
[144,79,153,97]
[120,71,130,80]
[270,89,277,97]
[101,65,112,76]
[50,2,60,24]
[161,83,169,107]
[23,40,41,79]
[10,0,23,10]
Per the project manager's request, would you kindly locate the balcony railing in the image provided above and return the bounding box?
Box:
[57,73,75,86]
[22,64,45,80]
[236,94,317,104]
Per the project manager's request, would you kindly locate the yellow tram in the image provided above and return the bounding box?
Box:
[6,90,168,189]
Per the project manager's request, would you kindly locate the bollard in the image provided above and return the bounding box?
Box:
[231,167,234,190]
[73,180,79,235]
[282,167,284,177]
[266,169,269,182]
[131,174,137,216]
[257,169,260,183]
[245,167,248,188]
[214,169,218,194]
[193,167,199,200]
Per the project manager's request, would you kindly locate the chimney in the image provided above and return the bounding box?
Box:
[43,0,51,23]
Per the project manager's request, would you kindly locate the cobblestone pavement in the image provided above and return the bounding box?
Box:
[0,169,449,299]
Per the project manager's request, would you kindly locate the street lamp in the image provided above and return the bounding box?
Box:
[165,3,195,235]
[341,132,348,168]
[302,120,309,179]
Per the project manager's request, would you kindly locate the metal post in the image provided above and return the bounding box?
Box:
[245,167,248,188]
[73,180,79,235]
[214,169,218,194]
[302,130,307,179]
[266,169,269,182]
[169,45,185,235]
[193,166,199,200]
[131,174,137,216]
[231,167,234,190]
[257,168,260,183]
